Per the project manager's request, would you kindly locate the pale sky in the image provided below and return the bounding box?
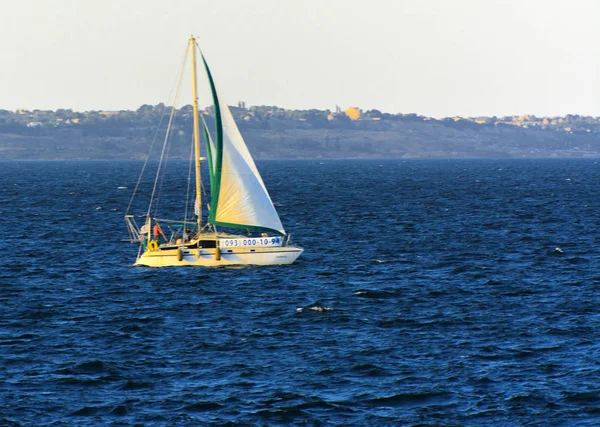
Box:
[2,0,599,118]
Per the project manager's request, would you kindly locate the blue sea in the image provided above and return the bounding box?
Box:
[2,158,600,426]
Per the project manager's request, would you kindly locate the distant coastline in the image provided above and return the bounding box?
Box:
[2,105,600,160]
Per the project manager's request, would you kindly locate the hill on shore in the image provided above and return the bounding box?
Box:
[1,105,599,160]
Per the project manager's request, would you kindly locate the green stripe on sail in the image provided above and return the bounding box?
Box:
[211,220,286,236]
[201,53,223,226]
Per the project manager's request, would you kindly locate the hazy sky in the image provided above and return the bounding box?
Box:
[2,0,600,118]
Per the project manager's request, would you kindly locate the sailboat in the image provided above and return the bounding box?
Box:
[124,36,303,267]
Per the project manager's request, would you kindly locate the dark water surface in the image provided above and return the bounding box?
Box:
[2,159,600,425]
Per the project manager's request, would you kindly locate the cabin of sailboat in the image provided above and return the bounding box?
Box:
[124,36,302,267]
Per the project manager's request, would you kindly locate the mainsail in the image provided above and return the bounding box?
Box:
[201,53,285,235]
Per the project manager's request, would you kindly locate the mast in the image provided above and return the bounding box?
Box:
[190,35,202,231]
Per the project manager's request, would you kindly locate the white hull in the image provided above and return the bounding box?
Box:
[134,245,303,267]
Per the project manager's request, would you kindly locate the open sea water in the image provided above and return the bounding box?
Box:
[2,158,600,426]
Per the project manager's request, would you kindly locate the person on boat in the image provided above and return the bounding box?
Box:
[153,222,163,240]
[183,228,192,242]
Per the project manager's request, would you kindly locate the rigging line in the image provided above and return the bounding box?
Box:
[153,107,179,218]
[126,43,190,216]
[146,44,189,224]
[151,89,182,220]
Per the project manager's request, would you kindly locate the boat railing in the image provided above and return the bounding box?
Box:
[153,217,198,226]
[124,215,141,243]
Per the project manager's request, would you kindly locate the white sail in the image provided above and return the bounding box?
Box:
[212,88,285,234]
[201,53,285,235]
